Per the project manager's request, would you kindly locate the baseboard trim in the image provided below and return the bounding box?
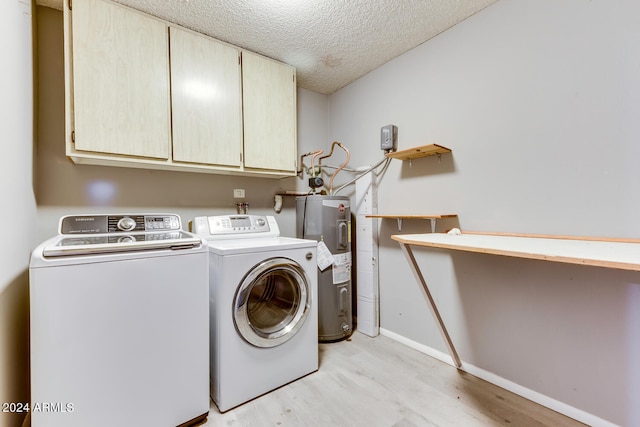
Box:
[379,328,619,427]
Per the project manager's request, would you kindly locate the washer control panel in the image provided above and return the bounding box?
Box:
[60,214,182,235]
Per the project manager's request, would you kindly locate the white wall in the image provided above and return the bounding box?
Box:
[0,2,35,427]
[328,0,640,426]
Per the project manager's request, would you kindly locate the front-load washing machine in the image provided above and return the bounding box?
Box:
[191,214,318,412]
[29,213,209,427]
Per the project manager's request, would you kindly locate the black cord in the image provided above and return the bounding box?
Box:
[301,195,308,239]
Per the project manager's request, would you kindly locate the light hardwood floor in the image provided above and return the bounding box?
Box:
[201,332,585,426]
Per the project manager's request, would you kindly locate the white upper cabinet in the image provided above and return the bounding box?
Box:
[242,51,297,173]
[170,26,243,168]
[64,0,297,177]
[70,0,171,159]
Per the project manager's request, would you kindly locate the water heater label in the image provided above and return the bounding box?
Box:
[332,252,352,284]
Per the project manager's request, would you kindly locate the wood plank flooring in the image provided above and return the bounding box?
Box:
[201,332,585,426]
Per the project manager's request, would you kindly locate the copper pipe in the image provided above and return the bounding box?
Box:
[327,142,350,194]
[298,150,324,177]
[317,141,341,166]
[310,150,324,177]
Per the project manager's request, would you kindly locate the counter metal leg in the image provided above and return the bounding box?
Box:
[399,242,462,368]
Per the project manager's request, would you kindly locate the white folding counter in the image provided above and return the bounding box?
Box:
[391,232,640,368]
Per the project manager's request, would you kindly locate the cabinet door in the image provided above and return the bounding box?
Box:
[71,0,171,159]
[242,51,297,172]
[170,27,242,167]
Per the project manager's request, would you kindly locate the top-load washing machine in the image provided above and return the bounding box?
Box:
[191,214,318,412]
[29,213,210,427]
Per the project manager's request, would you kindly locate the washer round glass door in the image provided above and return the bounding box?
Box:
[234,257,311,348]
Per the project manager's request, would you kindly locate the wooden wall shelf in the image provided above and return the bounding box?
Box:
[385,144,452,161]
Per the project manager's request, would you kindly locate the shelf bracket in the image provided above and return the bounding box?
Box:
[398,242,462,368]
[395,218,435,232]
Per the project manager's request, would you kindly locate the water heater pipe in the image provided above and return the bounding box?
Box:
[318,141,350,195]
[310,150,324,177]
[298,150,324,178]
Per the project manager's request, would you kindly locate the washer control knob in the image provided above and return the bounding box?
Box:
[256,218,266,227]
[117,217,137,231]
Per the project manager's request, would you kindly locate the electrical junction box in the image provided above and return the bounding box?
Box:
[380,124,397,151]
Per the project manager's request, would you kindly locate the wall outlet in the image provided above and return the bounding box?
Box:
[380,124,397,151]
[233,188,245,198]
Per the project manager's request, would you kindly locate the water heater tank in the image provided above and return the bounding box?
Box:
[296,195,353,342]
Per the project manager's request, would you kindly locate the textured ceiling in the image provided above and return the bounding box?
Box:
[39,0,498,95]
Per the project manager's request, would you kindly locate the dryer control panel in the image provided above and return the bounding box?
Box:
[191,215,280,239]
